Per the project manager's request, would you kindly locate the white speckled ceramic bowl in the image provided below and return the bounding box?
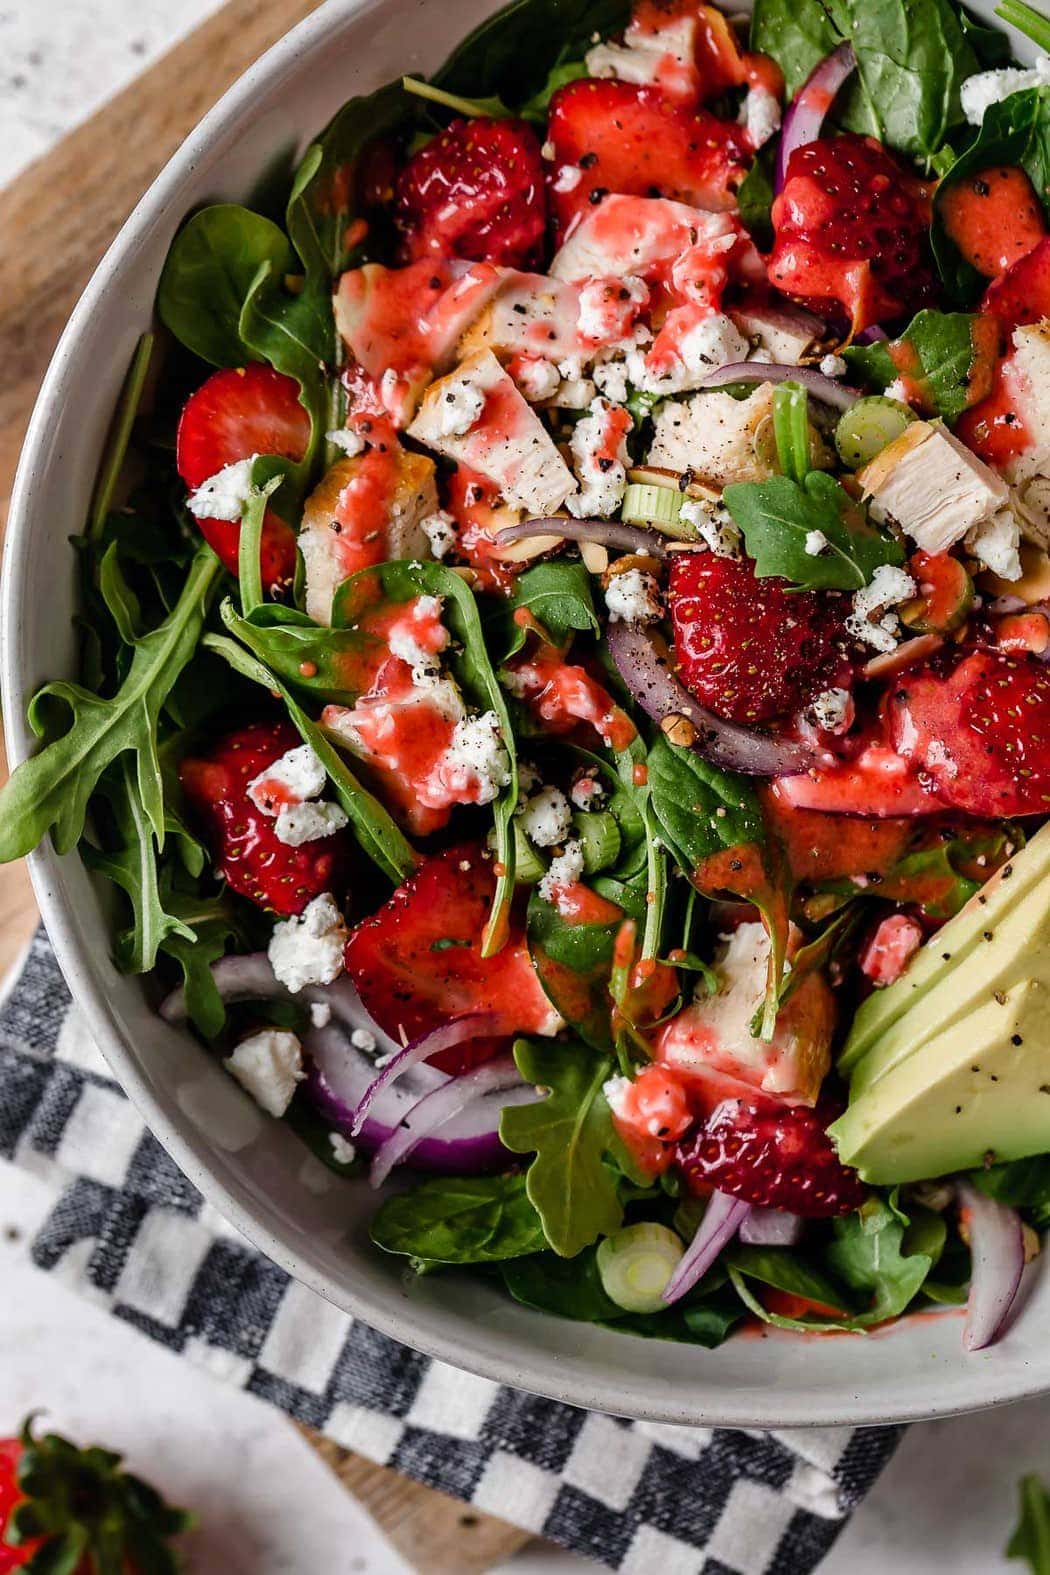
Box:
[3,0,1045,1427]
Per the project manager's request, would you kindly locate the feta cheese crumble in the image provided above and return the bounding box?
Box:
[309,1001,332,1028]
[420,509,457,559]
[571,774,606,809]
[439,711,513,804]
[679,498,741,557]
[351,1027,377,1053]
[268,893,348,995]
[519,785,573,848]
[326,427,366,458]
[186,456,259,522]
[966,508,1023,581]
[804,529,828,556]
[247,744,327,815]
[329,1132,356,1164]
[628,313,749,396]
[605,567,664,624]
[224,1028,304,1118]
[819,354,848,379]
[434,375,486,438]
[553,164,583,193]
[274,799,349,846]
[961,56,1050,124]
[566,396,632,519]
[513,357,561,403]
[805,687,853,734]
[593,359,630,404]
[846,564,916,654]
[538,839,586,904]
[740,84,781,149]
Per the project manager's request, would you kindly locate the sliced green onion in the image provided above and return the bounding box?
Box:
[512,821,547,885]
[772,380,810,484]
[571,810,622,875]
[621,483,697,538]
[834,396,917,470]
[597,1223,685,1313]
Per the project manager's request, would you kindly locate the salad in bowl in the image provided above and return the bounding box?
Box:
[3,0,1050,1355]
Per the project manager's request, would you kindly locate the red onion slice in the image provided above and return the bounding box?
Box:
[697,361,861,411]
[663,1191,751,1305]
[497,518,668,557]
[370,1056,528,1187]
[957,1180,1026,1351]
[855,325,888,344]
[606,622,826,776]
[739,1207,804,1247]
[349,1012,504,1137]
[775,43,856,193]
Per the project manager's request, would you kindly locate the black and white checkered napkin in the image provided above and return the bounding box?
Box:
[1,929,902,1573]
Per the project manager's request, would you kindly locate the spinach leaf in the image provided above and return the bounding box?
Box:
[205,622,418,885]
[825,1193,937,1324]
[843,310,1000,423]
[157,205,295,368]
[498,560,600,660]
[727,1243,853,1313]
[1007,1474,1050,1574]
[434,0,629,108]
[527,886,620,1051]
[0,546,222,863]
[501,1038,623,1257]
[737,149,776,250]
[646,734,763,873]
[723,472,905,592]
[933,87,1050,302]
[750,0,837,98]
[220,602,374,706]
[371,1173,546,1263]
[821,827,1013,919]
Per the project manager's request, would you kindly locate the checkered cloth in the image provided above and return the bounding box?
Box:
[1,929,901,1573]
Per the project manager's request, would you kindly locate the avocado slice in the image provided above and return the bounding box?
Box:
[830,977,1050,1184]
[838,822,1050,1075]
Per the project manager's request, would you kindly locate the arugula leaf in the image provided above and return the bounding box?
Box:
[933,87,1050,302]
[434,0,629,108]
[843,310,1001,423]
[723,472,905,592]
[220,601,374,706]
[1008,1475,1050,1574]
[0,546,222,863]
[527,886,620,1051]
[158,887,243,1040]
[206,621,418,885]
[825,1193,937,1324]
[971,1154,1050,1231]
[501,1038,623,1257]
[157,205,295,368]
[498,560,600,660]
[88,334,155,540]
[371,1173,546,1263]
[646,734,764,873]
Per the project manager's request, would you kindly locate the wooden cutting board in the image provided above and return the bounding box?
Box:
[0,2,533,1567]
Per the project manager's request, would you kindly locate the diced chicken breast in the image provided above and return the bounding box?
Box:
[1004,322,1050,546]
[299,445,438,624]
[729,304,824,365]
[859,421,1010,555]
[586,1,700,104]
[647,383,777,483]
[550,194,739,285]
[458,272,584,363]
[408,350,575,517]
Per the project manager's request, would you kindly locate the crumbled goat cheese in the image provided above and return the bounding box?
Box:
[519,785,573,848]
[514,357,562,403]
[593,359,630,404]
[576,275,649,344]
[420,509,457,559]
[326,427,366,457]
[966,508,1023,581]
[434,376,486,438]
[804,529,828,556]
[187,456,259,522]
[628,313,749,396]
[440,712,513,803]
[961,56,1050,124]
[571,774,606,809]
[819,354,848,379]
[351,1027,377,1053]
[884,377,910,404]
[538,839,586,903]
[806,687,853,734]
[566,396,631,519]
[274,799,349,846]
[740,84,781,148]
[846,564,916,654]
[309,1001,332,1028]
[247,744,327,815]
[517,760,542,795]
[605,567,664,624]
[329,1132,356,1164]
[602,1074,632,1120]
[268,893,348,995]
[387,595,449,672]
[553,164,583,193]
[679,498,741,557]
[225,1028,304,1118]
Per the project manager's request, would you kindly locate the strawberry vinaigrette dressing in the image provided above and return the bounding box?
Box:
[939,165,1047,278]
[507,645,637,750]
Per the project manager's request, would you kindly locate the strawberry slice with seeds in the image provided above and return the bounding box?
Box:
[980,236,1050,331]
[769,134,934,331]
[668,552,851,724]
[394,116,547,269]
[176,363,310,593]
[677,1097,867,1216]
[545,79,750,238]
[180,720,348,916]
[888,648,1050,817]
[345,844,560,1073]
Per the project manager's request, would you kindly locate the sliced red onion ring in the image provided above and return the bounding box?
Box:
[370,1055,529,1187]
[663,1191,751,1305]
[775,43,857,193]
[739,1207,804,1247]
[349,1012,503,1137]
[497,518,667,557]
[697,361,860,411]
[855,325,888,344]
[607,622,827,776]
[957,1180,1026,1351]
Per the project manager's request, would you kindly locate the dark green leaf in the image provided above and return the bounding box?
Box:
[843,309,1001,423]
[737,149,776,250]
[527,885,620,1050]
[434,0,629,108]
[1007,1474,1050,1573]
[825,1193,937,1324]
[750,0,838,97]
[723,472,905,591]
[158,888,244,1040]
[821,827,1013,919]
[371,1173,546,1263]
[498,560,600,660]
[646,734,763,874]
[220,602,374,706]
[727,1243,854,1312]
[972,1154,1050,1231]
[157,205,294,367]
[502,1245,623,1319]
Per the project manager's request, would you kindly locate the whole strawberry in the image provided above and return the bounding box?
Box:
[677,1098,867,1216]
[0,1415,191,1573]
[769,134,934,331]
[395,116,547,268]
[668,552,851,724]
[180,720,348,916]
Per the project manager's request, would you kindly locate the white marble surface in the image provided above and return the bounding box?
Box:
[2,2,1048,1570]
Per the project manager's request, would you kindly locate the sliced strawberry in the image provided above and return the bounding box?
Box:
[394,117,547,269]
[888,648,1050,817]
[769,134,934,331]
[677,1096,867,1216]
[668,552,852,724]
[344,845,559,1073]
[981,235,1050,330]
[176,363,310,592]
[545,79,750,238]
[772,741,944,817]
[179,720,348,916]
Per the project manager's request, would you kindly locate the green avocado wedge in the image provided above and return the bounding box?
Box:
[837,823,1050,1076]
[830,978,1050,1184]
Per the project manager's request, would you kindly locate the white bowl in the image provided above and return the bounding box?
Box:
[3,0,1044,1428]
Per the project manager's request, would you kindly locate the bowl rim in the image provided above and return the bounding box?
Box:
[5,0,1049,1430]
